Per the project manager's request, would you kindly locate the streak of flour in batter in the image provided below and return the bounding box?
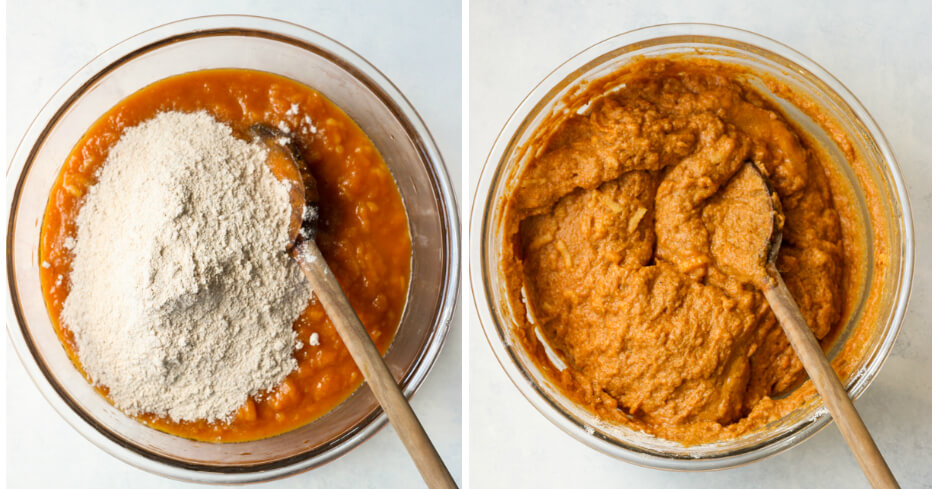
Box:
[61,111,312,423]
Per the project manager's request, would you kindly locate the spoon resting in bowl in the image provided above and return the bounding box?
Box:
[718,162,899,489]
[252,124,457,489]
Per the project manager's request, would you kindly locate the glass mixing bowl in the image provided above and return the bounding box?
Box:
[6,15,459,483]
[470,23,913,470]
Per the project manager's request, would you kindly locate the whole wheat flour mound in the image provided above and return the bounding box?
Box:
[61,110,312,423]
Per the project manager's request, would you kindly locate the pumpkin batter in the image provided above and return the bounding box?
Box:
[501,58,869,444]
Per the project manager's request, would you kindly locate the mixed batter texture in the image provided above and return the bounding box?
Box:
[502,58,863,444]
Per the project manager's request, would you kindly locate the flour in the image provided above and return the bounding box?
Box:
[61,110,312,423]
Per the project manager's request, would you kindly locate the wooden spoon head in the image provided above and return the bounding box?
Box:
[250,123,320,247]
[707,162,784,286]
[746,162,784,268]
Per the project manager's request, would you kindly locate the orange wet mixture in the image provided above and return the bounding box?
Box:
[39,69,411,442]
[501,59,871,444]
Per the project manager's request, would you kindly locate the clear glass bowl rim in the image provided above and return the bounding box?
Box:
[469,22,914,471]
[5,14,460,483]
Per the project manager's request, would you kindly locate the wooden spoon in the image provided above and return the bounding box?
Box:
[735,162,899,489]
[252,124,457,489]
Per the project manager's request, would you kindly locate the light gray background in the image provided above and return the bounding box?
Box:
[468,0,930,488]
[6,1,460,488]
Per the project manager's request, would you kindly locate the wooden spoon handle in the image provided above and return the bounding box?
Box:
[294,241,457,489]
[763,269,899,489]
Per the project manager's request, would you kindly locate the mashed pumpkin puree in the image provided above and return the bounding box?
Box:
[501,58,876,444]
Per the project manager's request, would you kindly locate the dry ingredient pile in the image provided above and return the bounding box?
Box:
[61,110,312,423]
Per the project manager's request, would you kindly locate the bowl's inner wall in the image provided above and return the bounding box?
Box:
[482,38,905,460]
[11,32,451,466]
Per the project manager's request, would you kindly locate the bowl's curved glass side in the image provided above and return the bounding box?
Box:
[470,23,911,471]
[6,15,457,484]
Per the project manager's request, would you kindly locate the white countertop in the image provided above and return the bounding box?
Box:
[6,0,461,487]
[467,0,931,488]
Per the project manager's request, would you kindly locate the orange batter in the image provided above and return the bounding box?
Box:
[501,58,872,444]
[39,69,411,442]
